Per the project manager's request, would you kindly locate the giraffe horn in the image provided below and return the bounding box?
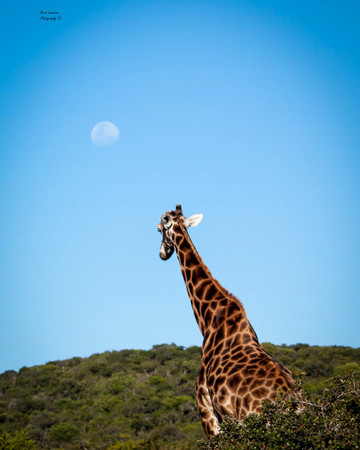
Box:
[176,204,183,214]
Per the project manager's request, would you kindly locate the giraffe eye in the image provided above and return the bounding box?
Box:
[163,216,172,229]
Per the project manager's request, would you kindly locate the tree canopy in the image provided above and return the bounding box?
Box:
[0,343,359,449]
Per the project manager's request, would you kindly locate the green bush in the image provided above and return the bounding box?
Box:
[47,421,80,444]
[0,429,37,449]
[0,344,359,449]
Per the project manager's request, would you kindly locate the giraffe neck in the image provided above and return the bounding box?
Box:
[173,223,247,336]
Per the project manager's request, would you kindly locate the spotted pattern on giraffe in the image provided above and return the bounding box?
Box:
[158,205,295,437]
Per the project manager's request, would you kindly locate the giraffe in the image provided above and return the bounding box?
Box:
[157,204,295,437]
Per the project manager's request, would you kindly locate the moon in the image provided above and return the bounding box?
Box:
[91,121,119,147]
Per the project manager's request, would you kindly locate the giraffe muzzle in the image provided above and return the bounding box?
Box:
[159,240,174,260]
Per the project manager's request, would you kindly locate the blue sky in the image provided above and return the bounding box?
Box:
[1,0,359,373]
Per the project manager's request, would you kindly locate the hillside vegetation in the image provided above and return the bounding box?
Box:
[0,343,359,449]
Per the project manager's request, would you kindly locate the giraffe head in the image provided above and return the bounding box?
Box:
[158,204,203,260]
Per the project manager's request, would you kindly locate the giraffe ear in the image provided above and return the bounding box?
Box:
[184,214,203,228]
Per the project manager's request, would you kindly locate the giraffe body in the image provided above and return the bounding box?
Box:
[158,205,294,436]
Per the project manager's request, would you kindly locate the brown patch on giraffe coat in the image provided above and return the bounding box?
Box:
[193,299,201,316]
[187,283,194,296]
[275,377,287,387]
[214,341,224,354]
[210,301,219,310]
[185,252,198,268]
[175,234,184,246]
[198,318,205,332]
[228,364,245,376]
[239,320,248,332]
[243,393,251,410]
[192,264,207,281]
[204,309,213,325]
[196,279,211,298]
[208,373,215,387]
[178,251,185,265]
[227,319,239,335]
[243,333,252,344]
[214,375,226,390]
[249,378,263,389]
[205,283,218,300]
[178,235,190,249]
[257,367,267,378]
[244,345,256,355]
[214,326,225,345]
[227,335,240,348]
[251,356,264,364]
[231,348,245,360]
[238,384,247,396]
[215,367,223,376]
[237,355,249,364]
[200,302,208,317]
[212,310,226,328]
[209,356,221,373]
[203,349,215,365]
[220,386,228,397]
[235,397,242,415]
[243,365,257,377]
[228,373,242,391]
[252,399,261,411]
[232,312,243,322]
[252,387,270,399]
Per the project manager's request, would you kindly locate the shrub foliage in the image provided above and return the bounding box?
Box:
[0,343,359,448]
